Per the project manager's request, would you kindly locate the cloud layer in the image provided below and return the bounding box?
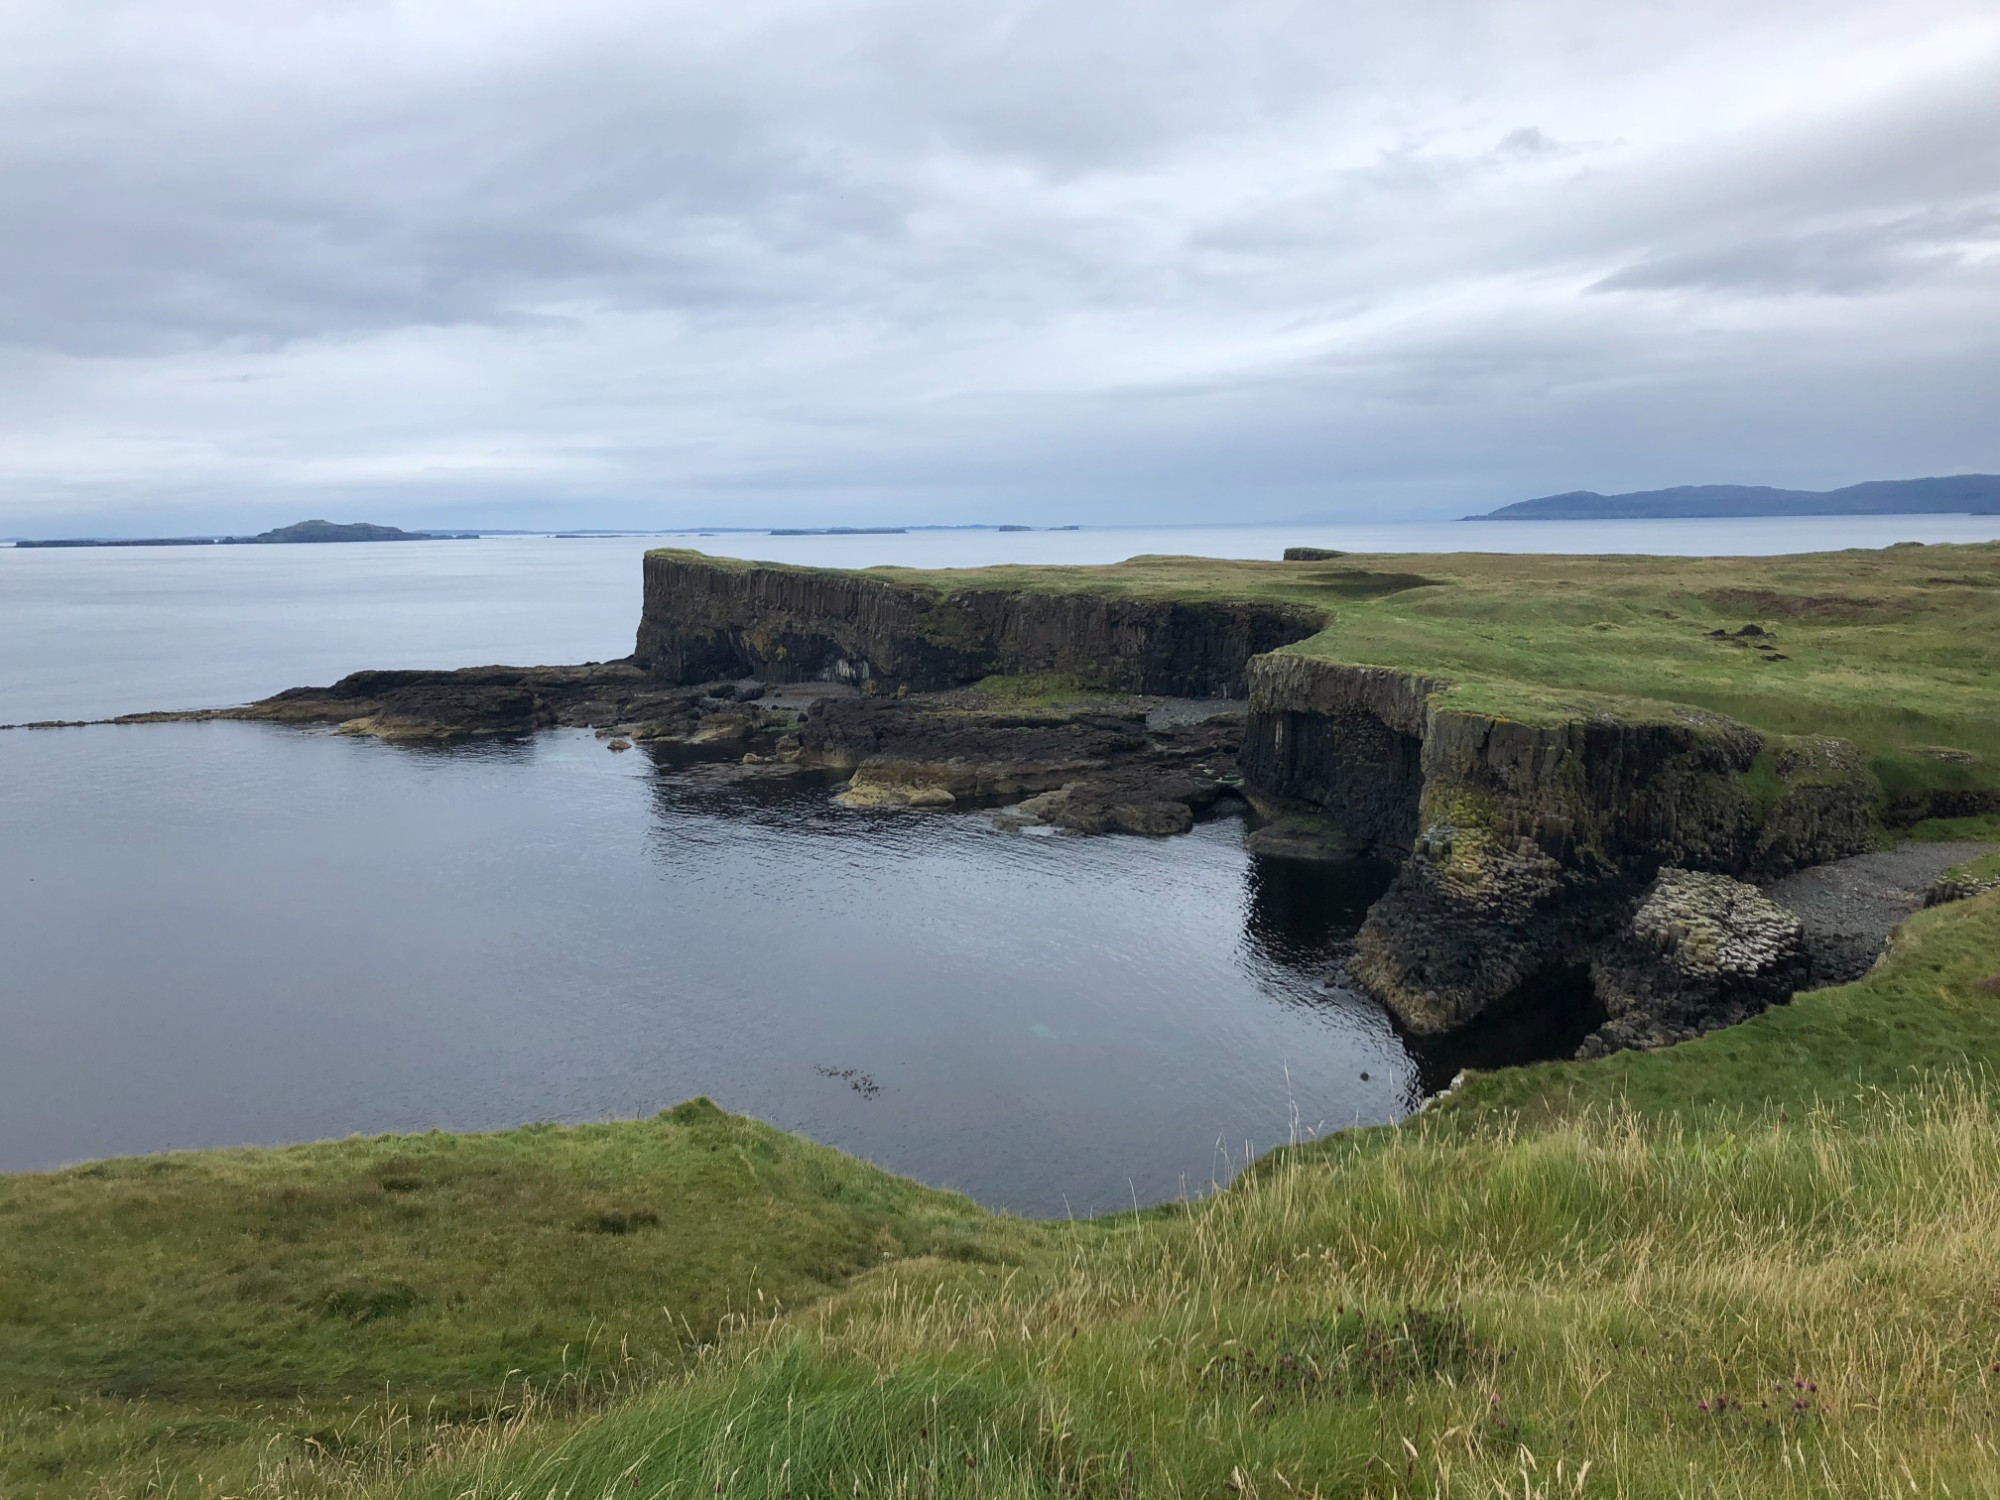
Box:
[2,0,1997,530]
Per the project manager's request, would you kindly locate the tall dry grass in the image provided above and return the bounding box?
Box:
[376,1082,2000,1498]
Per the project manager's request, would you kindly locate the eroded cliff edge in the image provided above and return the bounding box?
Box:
[101,542,1988,1066]
[1243,651,1878,1045]
[633,550,1325,697]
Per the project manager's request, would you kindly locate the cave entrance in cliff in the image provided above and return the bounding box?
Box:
[1402,964,1606,1095]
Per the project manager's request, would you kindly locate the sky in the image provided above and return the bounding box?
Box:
[2,0,1997,535]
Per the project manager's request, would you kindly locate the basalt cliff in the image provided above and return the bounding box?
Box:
[128,544,1991,1065]
[1240,652,1875,1041]
[632,549,1323,696]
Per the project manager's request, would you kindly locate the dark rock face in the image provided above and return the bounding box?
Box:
[1239,658,1437,853]
[1241,653,1878,1038]
[634,552,1323,696]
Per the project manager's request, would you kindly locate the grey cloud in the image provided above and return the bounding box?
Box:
[1591,206,2000,296]
[1495,126,1560,156]
[0,0,1997,529]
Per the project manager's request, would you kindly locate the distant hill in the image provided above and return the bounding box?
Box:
[15,519,474,548]
[245,518,466,543]
[1472,474,2000,521]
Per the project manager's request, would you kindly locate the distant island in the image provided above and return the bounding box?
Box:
[1470,472,2000,520]
[768,526,909,537]
[14,519,476,548]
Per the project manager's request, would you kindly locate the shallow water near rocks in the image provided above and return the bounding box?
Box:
[0,722,1567,1215]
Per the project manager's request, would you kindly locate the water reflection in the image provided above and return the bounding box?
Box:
[1240,851,1396,969]
[0,723,1574,1217]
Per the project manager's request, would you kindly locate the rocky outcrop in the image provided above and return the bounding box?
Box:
[1242,813,1368,862]
[1579,869,1808,1056]
[790,696,1242,833]
[634,551,1323,697]
[1926,871,2000,908]
[207,662,785,743]
[1242,652,1878,1036]
[149,547,1901,1058]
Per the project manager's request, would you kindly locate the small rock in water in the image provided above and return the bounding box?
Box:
[606,738,632,752]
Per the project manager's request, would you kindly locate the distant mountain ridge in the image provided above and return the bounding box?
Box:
[1472,474,2000,520]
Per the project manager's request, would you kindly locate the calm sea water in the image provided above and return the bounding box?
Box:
[1,721,1421,1214]
[2,517,1993,1211]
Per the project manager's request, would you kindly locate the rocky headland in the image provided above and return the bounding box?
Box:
[58,540,2000,1068]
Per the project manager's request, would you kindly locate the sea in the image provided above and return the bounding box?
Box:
[3,514,1995,1214]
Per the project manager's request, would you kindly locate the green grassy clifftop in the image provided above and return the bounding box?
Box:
[645,541,2000,816]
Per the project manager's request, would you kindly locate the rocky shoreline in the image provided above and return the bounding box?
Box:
[21,544,1989,1071]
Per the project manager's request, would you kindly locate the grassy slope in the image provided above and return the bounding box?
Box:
[11,895,1999,1498]
[662,541,2000,806]
[0,1102,1012,1498]
[1941,848,2000,884]
[384,899,2000,1499]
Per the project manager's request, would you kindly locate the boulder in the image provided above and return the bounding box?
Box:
[1244,813,1368,862]
[1579,868,1808,1056]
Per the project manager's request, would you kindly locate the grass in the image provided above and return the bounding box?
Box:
[1939,848,2000,886]
[13,894,2000,1496]
[390,1082,2000,1500]
[1904,813,2000,842]
[0,1101,1011,1498]
[656,541,2000,814]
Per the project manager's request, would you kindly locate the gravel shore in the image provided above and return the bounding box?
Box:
[1765,841,1998,985]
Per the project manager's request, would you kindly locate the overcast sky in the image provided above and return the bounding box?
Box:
[2,0,1997,533]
